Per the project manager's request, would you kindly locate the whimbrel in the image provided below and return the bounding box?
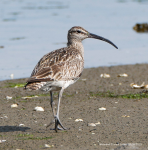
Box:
[24,26,118,132]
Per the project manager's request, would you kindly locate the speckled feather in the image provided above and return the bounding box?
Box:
[24,47,84,90]
[29,47,83,81]
[24,26,88,90]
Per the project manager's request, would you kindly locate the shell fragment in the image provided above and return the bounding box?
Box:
[45,144,54,148]
[99,107,106,110]
[0,140,6,143]
[122,115,130,117]
[117,73,128,77]
[34,106,44,112]
[22,97,32,100]
[95,121,101,125]
[22,95,38,99]
[88,123,96,127]
[19,124,25,127]
[130,82,146,89]
[100,73,110,78]
[88,122,100,126]
[11,104,18,108]
[75,119,83,122]
[6,96,12,100]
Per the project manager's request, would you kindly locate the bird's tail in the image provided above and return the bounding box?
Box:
[24,82,46,90]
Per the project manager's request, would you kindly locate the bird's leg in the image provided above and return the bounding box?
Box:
[46,91,56,128]
[50,91,56,117]
[54,88,67,132]
[47,89,67,132]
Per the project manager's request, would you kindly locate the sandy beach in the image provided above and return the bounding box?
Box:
[0,64,148,150]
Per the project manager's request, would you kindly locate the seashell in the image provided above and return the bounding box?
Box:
[22,96,38,99]
[95,121,101,125]
[99,107,106,110]
[45,144,51,148]
[88,121,100,126]
[11,104,18,108]
[100,73,110,78]
[6,96,12,100]
[75,119,83,122]
[45,144,54,148]
[19,124,25,127]
[88,123,96,127]
[122,115,130,117]
[22,97,32,99]
[117,73,128,77]
[130,82,145,89]
[144,85,148,89]
[34,106,44,111]
[0,140,6,143]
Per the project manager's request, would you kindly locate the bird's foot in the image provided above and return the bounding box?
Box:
[46,116,67,132]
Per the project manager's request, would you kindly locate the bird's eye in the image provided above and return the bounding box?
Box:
[77,30,81,33]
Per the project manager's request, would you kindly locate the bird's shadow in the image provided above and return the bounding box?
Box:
[0,126,30,132]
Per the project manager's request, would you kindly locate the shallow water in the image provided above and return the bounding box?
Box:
[0,0,148,80]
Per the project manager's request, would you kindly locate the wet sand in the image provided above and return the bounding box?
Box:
[0,64,148,150]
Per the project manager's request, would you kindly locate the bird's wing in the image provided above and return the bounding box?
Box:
[27,47,84,83]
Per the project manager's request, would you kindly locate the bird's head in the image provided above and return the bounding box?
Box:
[68,26,118,49]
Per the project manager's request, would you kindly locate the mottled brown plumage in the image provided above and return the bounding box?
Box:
[24,26,118,132]
[25,47,84,90]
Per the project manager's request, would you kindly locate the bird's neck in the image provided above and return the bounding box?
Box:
[67,40,84,56]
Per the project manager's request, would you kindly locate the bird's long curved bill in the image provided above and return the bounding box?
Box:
[88,33,118,49]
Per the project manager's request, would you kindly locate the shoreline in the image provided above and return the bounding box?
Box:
[1,62,148,82]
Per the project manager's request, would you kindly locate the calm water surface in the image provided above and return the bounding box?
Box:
[0,0,148,80]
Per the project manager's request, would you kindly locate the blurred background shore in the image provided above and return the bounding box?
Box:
[0,0,148,81]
